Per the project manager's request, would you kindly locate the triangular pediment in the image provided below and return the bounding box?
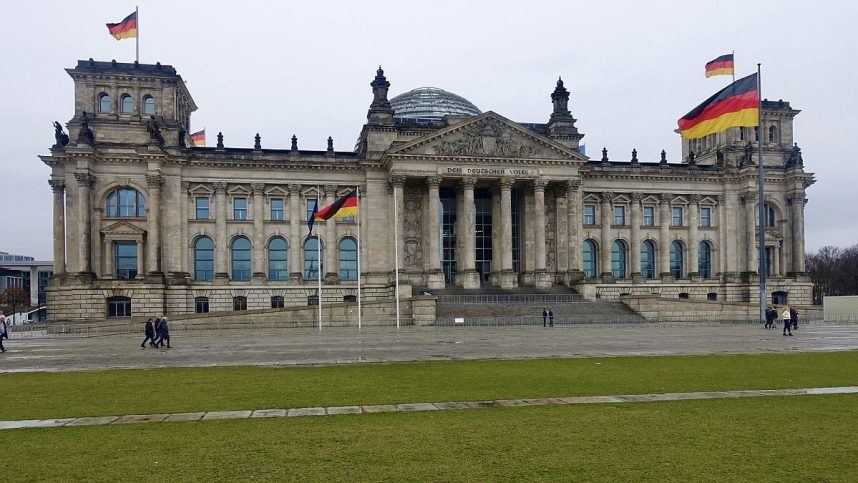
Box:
[102,220,146,236]
[388,111,587,161]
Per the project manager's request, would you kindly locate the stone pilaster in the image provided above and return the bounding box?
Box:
[565,179,583,283]
[74,172,94,274]
[630,192,643,280]
[532,177,551,288]
[455,176,479,289]
[91,208,102,278]
[688,194,701,278]
[213,181,229,280]
[788,192,807,274]
[722,193,740,281]
[658,193,672,279]
[180,181,190,275]
[323,184,338,283]
[286,184,302,281]
[498,177,517,289]
[425,176,445,289]
[49,179,66,275]
[145,174,163,275]
[251,182,266,280]
[599,191,614,281]
[740,191,759,276]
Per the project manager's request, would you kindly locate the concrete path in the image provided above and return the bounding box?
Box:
[1,386,856,431]
[2,323,858,373]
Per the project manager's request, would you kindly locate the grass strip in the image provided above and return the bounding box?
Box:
[1,351,857,421]
[1,394,856,481]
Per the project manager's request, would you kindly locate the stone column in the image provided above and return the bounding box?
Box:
[389,175,407,278]
[135,240,144,278]
[180,181,190,275]
[788,192,807,274]
[104,238,114,278]
[49,179,66,275]
[214,181,229,279]
[251,183,266,280]
[74,172,94,274]
[565,179,583,282]
[29,266,39,307]
[741,191,758,275]
[145,174,163,275]
[288,184,302,281]
[91,208,102,278]
[532,178,551,287]
[717,194,727,279]
[630,192,643,279]
[498,177,517,289]
[658,193,672,278]
[323,184,338,283]
[456,176,479,289]
[425,176,445,289]
[599,191,614,280]
[723,193,740,281]
[688,194,701,278]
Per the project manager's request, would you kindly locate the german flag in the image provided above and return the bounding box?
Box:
[705,53,734,78]
[106,11,138,40]
[678,73,758,140]
[190,130,205,147]
[315,190,358,220]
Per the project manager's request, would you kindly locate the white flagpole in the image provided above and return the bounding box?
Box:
[316,186,322,331]
[356,187,363,330]
[756,64,767,324]
[393,186,401,329]
[731,50,736,83]
[135,6,139,63]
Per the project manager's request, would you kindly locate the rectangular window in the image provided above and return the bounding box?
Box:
[271,296,285,309]
[306,198,317,221]
[233,197,247,220]
[195,197,209,220]
[613,205,626,226]
[583,204,596,225]
[672,207,683,226]
[700,207,711,227]
[270,198,284,220]
[114,241,137,280]
[233,296,247,311]
[643,206,655,226]
[107,297,132,318]
[195,297,209,314]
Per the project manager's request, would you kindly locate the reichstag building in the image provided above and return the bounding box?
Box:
[41,59,814,321]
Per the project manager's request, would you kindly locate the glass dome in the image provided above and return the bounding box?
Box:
[390,87,481,119]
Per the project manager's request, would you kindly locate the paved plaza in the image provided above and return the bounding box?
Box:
[2,322,858,373]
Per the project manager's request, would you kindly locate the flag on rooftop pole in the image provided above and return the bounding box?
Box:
[106,8,139,62]
[677,72,759,139]
[704,53,734,78]
[190,129,206,147]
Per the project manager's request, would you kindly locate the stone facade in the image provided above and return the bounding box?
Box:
[41,61,815,322]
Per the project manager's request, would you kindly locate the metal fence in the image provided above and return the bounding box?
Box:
[436,293,585,304]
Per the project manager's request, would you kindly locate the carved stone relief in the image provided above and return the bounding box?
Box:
[545,190,557,271]
[434,119,545,158]
[403,186,424,270]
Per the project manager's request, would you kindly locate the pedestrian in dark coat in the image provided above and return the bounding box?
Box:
[159,317,171,349]
[542,308,548,327]
[764,307,774,329]
[548,308,555,328]
[141,318,156,349]
[153,317,163,347]
[0,315,8,353]
[790,307,799,330]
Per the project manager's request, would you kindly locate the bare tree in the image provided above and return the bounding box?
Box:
[806,244,858,304]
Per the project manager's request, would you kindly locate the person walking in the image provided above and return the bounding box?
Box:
[0,315,8,353]
[548,308,555,328]
[781,305,793,336]
[141,318,156,349]
[764,306,774,329]
[790,306,799,331]
[159,317,171,349]
[542,308,548,327]
[152,316,163,347]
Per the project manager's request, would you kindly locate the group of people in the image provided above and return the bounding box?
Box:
[0,315,8,353]
[141,316,171,349]
[542,308,555,327]
[765,305,799,336]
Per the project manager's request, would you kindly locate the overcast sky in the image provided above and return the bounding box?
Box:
[1,0,856,260]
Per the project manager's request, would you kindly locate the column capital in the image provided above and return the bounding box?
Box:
[716,194,726,205]
[323,184,338,197]
[459,176,477,190]
[689,194,702,205]
[600,191,614,203]
[181,180,191,192]
[146,174,164,189]
[213,181,229,194]
[659,192,673,204]
[251,182,266,195]
[564,179,581,194]
[287,183,302,195]
[630,192,644,203]
[499,177,514,190]
[388,174,406,188]
[531,177,548,192]
[426,175,442,189]
[48,179,66,193]
[787,192,807,205]
[74,172,94,187]
[740,191,758,204]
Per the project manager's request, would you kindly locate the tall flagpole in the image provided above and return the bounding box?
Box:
[731,50,735,83]
[356,186,363,330]
[316,186,323,331]
[756,63,767,323]
[135,6,139,63]
[393,187,401,329]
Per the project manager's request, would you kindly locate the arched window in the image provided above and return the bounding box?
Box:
[193,236,214,281]
[120,94,133,114]
[338,237,358,281]
[610,240,627,279]
[582,240,597,279]
[669,241,684,279]
[106,187,146,217]
[142,95,155,115]
[768,125,778,143]
[106,296,131,318]
[267,237,288,280]
[99,93,111,113]
[641,240,656,279]
[739,126,746,141]
[303,236,323,280]
[757,203,777,227]
[231,237,252,281]
[698,241,712,278]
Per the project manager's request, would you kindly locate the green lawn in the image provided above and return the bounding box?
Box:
[2,394,856,481]
[2,352,857,421]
